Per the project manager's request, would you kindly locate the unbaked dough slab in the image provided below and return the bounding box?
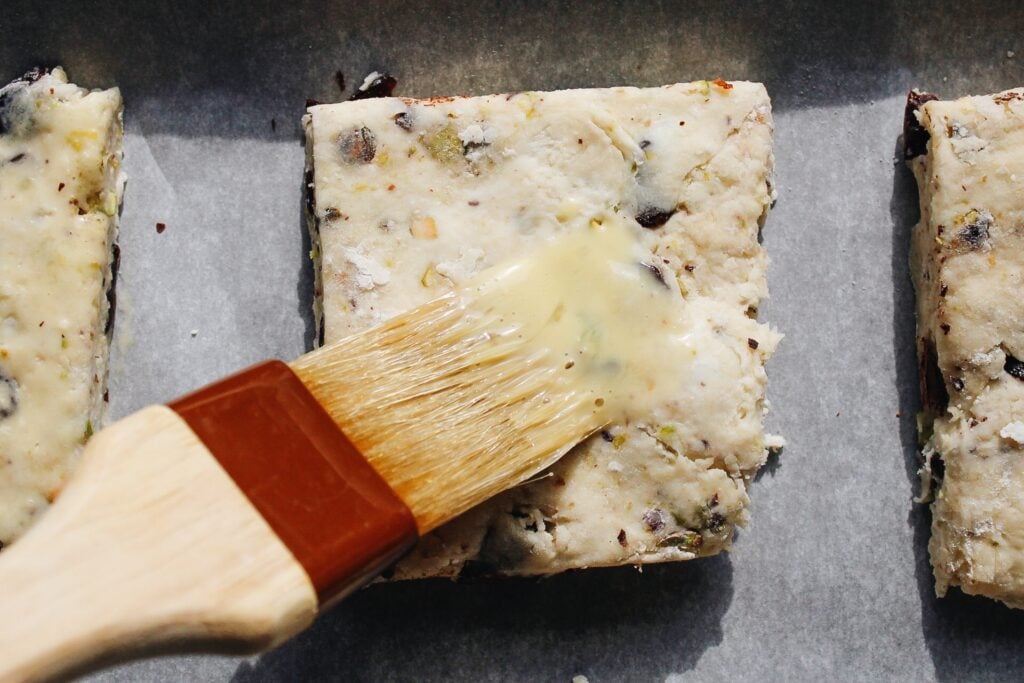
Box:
[907,86,1024,606]
[304,82,780,578]
[0,68,123,545]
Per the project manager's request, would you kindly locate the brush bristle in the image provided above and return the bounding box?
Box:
[289,294,604,533]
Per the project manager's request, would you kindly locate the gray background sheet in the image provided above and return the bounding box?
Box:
[3,1,1024,680]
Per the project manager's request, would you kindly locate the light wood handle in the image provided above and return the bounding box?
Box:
[0,406,317,682]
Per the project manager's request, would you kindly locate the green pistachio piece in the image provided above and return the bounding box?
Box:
[425,124,464,163]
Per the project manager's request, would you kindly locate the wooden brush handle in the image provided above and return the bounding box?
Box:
[0,406,317,682]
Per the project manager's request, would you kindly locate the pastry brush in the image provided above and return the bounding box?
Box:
[0,218,686,682]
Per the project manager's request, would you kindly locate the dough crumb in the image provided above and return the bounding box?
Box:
[358,71,382,91]
[999,421,1024,445]
[344,247,391,289]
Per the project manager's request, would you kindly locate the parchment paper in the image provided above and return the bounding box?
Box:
[3,1,1024,680]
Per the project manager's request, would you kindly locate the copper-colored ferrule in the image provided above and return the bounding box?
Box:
[169,360,417,605]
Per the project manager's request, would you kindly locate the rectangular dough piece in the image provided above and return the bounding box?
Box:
[304,82,781,578]
[907,87,1024,606]
[0,68,124,545]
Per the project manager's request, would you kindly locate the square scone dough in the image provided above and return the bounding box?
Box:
[907,87,1024,606]
[305,82,780,578]
[0,68,123,545]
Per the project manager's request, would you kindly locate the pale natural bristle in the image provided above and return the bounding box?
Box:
[289,294,605,533]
